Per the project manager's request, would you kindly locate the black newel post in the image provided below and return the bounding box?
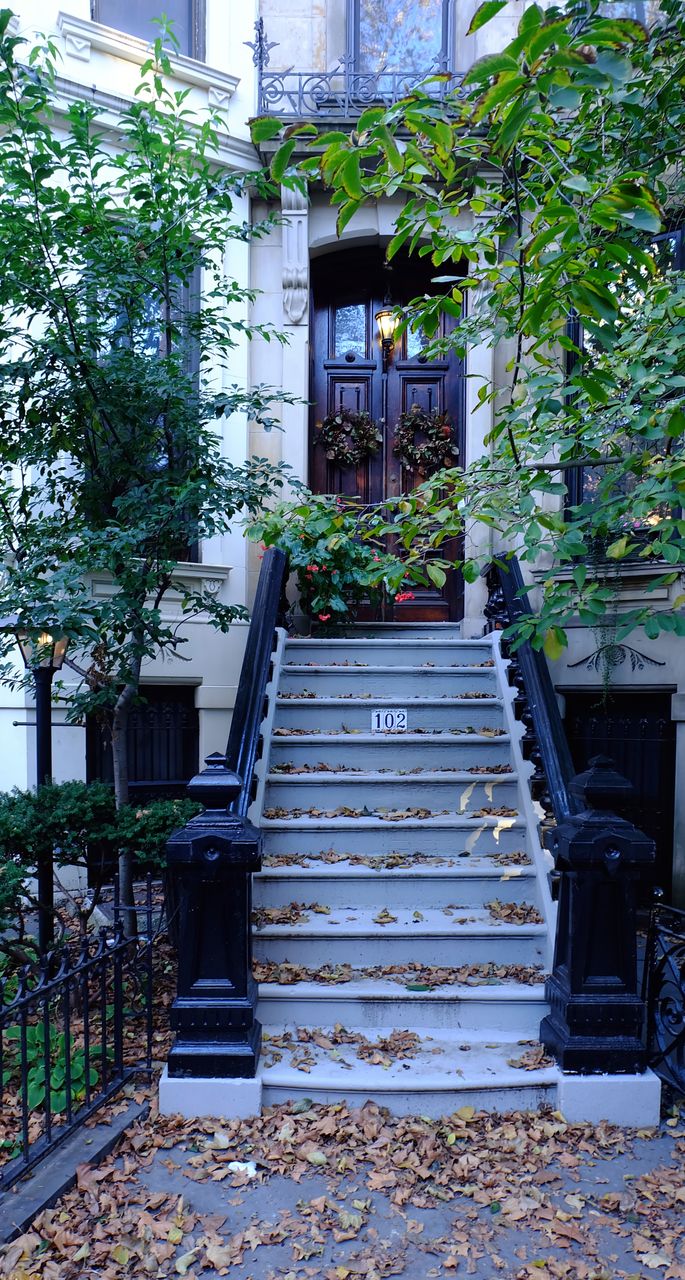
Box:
[166,752,262,1078]
[541,755,655,1073]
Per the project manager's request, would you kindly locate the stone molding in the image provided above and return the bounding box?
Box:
[281,184,309,325]
[57,12,239,103]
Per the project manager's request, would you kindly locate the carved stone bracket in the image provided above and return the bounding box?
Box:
[281,184,309,325]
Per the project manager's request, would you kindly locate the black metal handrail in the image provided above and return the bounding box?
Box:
[486,556,576,822]
[225,546,288,818]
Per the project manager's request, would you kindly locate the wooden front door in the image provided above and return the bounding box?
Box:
[310,248,464,622]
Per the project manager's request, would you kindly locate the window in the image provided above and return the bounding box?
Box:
[565,226,684,513]
[352,0,450,76]
[90,0,205,60]
[86,685,200,804]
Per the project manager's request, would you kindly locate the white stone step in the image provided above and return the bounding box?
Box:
[273,696,504,733]
[257,977,548,1034]
[261,812,527,858]
[268,732,512,770]
[264,770,519,813]
[259,1029,557,1117]
[333,622,463,638]
[253,861,539,909]
[285,638,492,665]
[253,624,554,1118]
[279,665,497,697]
[252,905,546,966]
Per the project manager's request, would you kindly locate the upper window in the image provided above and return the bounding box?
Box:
[565,226,684,514]
[90,0,205,60]
[354,0,450,76]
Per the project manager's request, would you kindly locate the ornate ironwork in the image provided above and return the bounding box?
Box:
[249,23,459,120]
[645,898,685,1092]
[0,876,154,1190]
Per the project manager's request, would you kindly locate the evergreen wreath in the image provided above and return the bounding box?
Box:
[316,408,382,469]
[392,404,459,476]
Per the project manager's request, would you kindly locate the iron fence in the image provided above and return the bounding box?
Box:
[0,876,154,1190]
[644,898,685,1093]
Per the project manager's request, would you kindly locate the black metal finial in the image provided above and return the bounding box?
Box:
[244,18,278,73]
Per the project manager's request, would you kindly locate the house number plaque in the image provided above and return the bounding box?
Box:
[371,709,407,733]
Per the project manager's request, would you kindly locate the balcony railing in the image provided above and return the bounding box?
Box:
[247,20,460,121]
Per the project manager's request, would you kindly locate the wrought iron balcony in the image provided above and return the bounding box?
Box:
[247,20,460,122]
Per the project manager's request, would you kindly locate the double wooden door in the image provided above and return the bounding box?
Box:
[309,249,464,622]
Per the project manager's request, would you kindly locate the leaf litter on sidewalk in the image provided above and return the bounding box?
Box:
[1,1092,683,1280]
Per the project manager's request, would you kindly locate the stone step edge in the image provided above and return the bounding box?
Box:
[259,1063,559,1092]
[275,696,502,707]
[253,922,547,940]
[266,771,516,784]
[285,637,483,646]
[261,815,525,829]
[282,664,496,675]
[255,864,535,880]
[269,733,511,744]
[258,979,547,1001]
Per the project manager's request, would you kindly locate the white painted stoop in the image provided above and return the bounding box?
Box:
[249,624,562,1116]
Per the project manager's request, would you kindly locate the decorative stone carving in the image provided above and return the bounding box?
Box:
[568,642,665,673]
[64,31,92,62]
[281,184,309,325]
[208,85,232,112]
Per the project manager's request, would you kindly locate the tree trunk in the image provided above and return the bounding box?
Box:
[111,669,141,938]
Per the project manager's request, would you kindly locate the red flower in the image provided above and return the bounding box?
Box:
[318,612,331,622]
[395,590,415,603]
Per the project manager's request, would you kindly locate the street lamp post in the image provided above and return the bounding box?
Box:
[0,617,69,950]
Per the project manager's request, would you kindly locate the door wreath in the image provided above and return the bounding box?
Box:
[392,405,459,477]
[315,408,383,469]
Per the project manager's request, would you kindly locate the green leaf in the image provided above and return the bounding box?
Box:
[357,106,387,131]
[467,1,508,36]
[543,627,566,661]
[595,50,633,84]
[269,139,297,182]
[340,153,364,200]
[606,535,629,559]
[667,409,685,439]
[464,53,520,86]
[249,117,283,144]
[427,563,446,589]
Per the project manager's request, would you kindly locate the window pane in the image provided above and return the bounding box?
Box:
[358,0,445,75]
[406,325,425,359]
[335,305,367,358]
[94,0,192,55]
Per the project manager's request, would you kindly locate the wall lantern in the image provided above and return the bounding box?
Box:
[0,614,70,951]
[375,300,399,371]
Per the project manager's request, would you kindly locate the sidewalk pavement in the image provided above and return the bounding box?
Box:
[1,1092,683,1279]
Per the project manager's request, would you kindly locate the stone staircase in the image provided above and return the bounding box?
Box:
[251,624,558,1115]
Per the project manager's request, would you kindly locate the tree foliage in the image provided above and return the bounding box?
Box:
[258,0,685,655]
[0,13,291,918]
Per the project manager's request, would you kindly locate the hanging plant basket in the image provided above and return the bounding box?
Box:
[392,405,459,477]
[316,408,383,469]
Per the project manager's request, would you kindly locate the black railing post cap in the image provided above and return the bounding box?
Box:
[186,752,242,810]
[569,754,634,813]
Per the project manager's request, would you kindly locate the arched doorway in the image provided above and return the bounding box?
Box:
[309,246,464,621]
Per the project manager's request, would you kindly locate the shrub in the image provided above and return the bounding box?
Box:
[247,490,402,622]
[115,798,203,870]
